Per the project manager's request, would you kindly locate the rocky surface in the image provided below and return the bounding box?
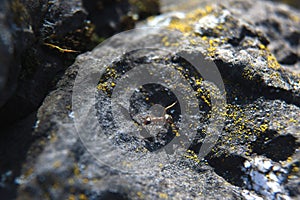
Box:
[1,0,299,199]
[0,0,160,126]
[83,0,159,37]
[0,0,89,127]
[0,0,160,199]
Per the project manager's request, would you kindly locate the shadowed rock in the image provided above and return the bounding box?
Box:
[4,0,300,199]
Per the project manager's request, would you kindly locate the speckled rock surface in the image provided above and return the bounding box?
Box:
[0,0,160,199]
[14,0,300,200]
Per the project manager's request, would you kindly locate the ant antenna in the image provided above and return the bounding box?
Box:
[164,101,177,112]
[164,101,177,115]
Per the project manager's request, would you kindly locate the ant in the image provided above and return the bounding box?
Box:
[142,101,177,126]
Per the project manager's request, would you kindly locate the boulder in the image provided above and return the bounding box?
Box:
[15,0,300,199]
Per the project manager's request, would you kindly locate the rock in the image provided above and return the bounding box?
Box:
[0,1,93,195]
[0,0,160,127]
[225,0,300,73]
[274,0,300,9]
[0,1,17,108]
[15,0,300,200]
[160,0,300,73]
[0,0,91,127]
[241,156,296,199]
[0,0,160,198]
[0,112,37,200]
[82,0,160,37]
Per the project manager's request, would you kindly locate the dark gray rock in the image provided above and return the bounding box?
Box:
[15,0,300,200]
[0,0,160,198]
[82,0,160,37]
[0,1,90,197]
[0,1,17,108]
[0,0,160,127]
[0,0,90,127]
[226,0,300,73]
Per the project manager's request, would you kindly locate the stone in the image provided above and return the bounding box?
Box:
[0,0,160,127]
[0,0,160,198]
[11,0,300,199]
[0,1,17,108]
[0,0,91,127]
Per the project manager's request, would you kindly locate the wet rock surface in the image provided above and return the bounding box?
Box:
[1,0,299,199]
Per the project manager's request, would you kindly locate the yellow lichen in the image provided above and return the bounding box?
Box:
[258,44,281,70]
[158,192,168,199]
[260,124,268,133]
[97,82,108,91]
[137,191,144,199]
[267,53,281,70]
[167,5,214,34]
[201,95,211,107]
[258,44,266,50]
[292,166,299,173]
[68,195,76,200]
[287,157,293,162]
[202,38,227,57]
[185,150,200,163]
[290,15,300,23]
[82,178,89,184]
[79,194,88,200]
[68,178,75,185]
[289,118,297,123]
[49,132,58,143]
[53,160,62,168]
[73,164,80,176]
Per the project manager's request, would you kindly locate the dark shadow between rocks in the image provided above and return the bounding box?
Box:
[0,112,37,199]
[251,131,299,162]
[206,153,247,187]
[99,191,129,200]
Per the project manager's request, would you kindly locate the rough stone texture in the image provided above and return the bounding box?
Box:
[0,0,160,198]
[227,0,300,73]
[0,0,91,127]
[160,0,300,72]
[0,0,160,127]
[10,0,300,200]
[0,1,92,198]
